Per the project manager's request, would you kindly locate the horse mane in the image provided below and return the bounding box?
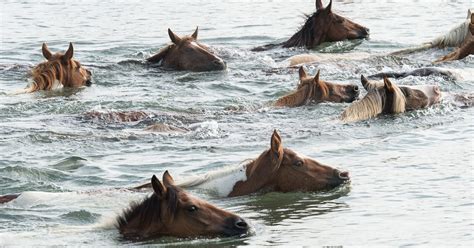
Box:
[430,19,470,48]
[27,59,73,92]
[341,82,406,122]
[275,79,329,107]
[116,185,180,231]
[282,13,321,48]
[147,45,173,64]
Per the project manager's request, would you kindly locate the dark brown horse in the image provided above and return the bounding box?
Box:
[117,172,248,239]
[147,27,226,71]
[16,43,92,93]
[253,0,369,51]
[434,12,474,63]
[341,76,442,122]
[227,130,350,196]
[274,67,359,107]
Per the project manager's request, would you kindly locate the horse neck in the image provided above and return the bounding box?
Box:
[431,20,469,47]
[30,61,67,91]
[283,13,325,48]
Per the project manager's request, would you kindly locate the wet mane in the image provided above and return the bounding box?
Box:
[147,44,173,64]
[341,83,406,122]
[116,185,180,231]
[430,19,470,48]
[28,59,77,92]
[275,79,329,107]
[283,13,321,48]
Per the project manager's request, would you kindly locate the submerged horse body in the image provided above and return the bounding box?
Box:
[252,0,369,51]
[118,172,248,239]
[340,76,441,123]
[16,43,92,94]
[147,27,226,71]
[274,67,359,107]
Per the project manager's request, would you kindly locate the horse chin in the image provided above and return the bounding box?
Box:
[221,227,248,237]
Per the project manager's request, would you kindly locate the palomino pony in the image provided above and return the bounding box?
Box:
[274,67,359,107]
[252,0,369,51]
[340,76,441,123]
[136,130,350,197]
[16,43,92,93]
[392,9,473,55]
[147,27,226,71]
[434,12,474,63]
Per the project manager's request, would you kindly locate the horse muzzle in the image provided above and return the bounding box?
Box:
[222,217,249,236]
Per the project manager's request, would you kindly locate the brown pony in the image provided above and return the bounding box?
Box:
[340,76,441,123]
[117,172,248,240]
[434,12,474,63]
[274,67,359,107]
[19,43,92,93]
[227,130,350,197]
[147,27,226,71]
[253,0,369,51]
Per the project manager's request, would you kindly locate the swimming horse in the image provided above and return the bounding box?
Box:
[340,76,442,123]
[392,9,473,55]
[0,172,249,240]
[274,67,360,107]
[252,0,369,51]
[147,27,226,71]
[117,172,248,240]
[135,130,350,197]
[14,43,92,94]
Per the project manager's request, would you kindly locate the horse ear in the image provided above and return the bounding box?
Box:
[42,43,53,60]
[191,26,198,40]
[162,170,175,187]
[313,69,320,83]
[361,75,370,90]
[316,0,323,10]
[168,28,182,44]
[63,42,74,61]
[467,9,472,19]
[470,10,474,23]
[383,77,395,93]
[151,174,166,198]
[270,129,283,159]
[298,66,307,79]
[325,0,332,13]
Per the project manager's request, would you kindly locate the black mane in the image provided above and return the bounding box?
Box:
[282,13,319,48]
[116,186,180,232]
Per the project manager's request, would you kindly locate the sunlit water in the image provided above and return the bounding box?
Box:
[1,0,473,246]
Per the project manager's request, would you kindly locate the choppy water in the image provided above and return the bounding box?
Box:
[1,0,473,246]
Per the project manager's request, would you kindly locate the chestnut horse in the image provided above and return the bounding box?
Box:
[147,27,226,71]
[252,0,369,51]
[135,130,350,197]
[16,43,92,93]
[340,76,441,123]
[118,172,248,240]
[274,67,359,107]
[434,12,474,63]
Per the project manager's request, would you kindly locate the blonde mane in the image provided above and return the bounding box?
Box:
[26,59,75,92]
[430,19,470,48]
[341,81,406,123]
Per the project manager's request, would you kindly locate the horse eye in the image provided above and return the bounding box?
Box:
[294,160,304,167]
[188,205,199,212]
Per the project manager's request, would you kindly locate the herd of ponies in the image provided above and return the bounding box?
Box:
[2,0,474,241]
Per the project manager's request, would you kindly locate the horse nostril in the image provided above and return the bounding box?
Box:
[234,218,248,230]
[338,171,350,180]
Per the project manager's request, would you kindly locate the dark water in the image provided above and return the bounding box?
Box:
[0,0,473,246]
